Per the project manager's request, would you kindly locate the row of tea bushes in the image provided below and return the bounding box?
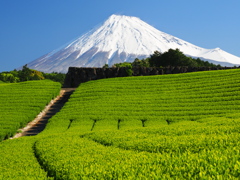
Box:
[83,116,240,154]
[0,137,50,179]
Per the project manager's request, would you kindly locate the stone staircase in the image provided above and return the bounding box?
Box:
[21,88,76,136]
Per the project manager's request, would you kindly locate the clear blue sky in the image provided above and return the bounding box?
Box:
[0,0,239,72]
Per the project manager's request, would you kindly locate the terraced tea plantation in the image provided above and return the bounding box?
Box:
[0,80,61,141]
[1,69,240,179]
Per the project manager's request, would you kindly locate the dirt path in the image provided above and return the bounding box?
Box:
[11,88,76,138]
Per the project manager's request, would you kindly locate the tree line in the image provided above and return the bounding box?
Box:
[104,48,222,68]
[0,65,65,85]
[1,49,221,83]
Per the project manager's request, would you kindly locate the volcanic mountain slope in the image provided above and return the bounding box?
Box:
[26,14,240,73]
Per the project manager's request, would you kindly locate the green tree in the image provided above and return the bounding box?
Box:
[158,49,197,67]
[132,58,150,67]
[43,72,66,85]
[112,62,133,76]
[113,62,132,68]
[149,51,162,67]
[0,73,19,83]
[102,64,109,68]
[18,65,45,81]
[18,64,32,81]
[148,49,219,67]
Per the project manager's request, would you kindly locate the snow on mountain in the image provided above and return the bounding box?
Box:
[25,14,240,73]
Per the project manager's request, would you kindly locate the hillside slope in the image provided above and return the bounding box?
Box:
[43,69,240,133]
[1,70,240,179]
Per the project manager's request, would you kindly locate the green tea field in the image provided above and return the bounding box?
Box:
[0,80,61,141]
[1,69,240,179]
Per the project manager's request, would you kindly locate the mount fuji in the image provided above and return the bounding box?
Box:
[25,14,240,73]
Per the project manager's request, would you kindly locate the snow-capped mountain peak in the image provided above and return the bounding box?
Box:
[25,14,240,73]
